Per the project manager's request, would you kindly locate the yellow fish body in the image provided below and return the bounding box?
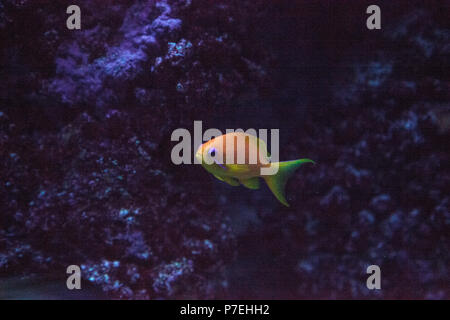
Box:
[195,132,314,206]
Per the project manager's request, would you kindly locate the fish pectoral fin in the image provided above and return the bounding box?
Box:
[215,175,240,186]
[240,177,260,190]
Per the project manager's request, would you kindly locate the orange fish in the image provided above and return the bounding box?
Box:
[195,132,314,206]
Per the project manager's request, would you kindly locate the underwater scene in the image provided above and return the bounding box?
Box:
[0,0,449,299]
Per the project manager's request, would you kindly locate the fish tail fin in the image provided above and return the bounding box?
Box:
[263,159,315,207]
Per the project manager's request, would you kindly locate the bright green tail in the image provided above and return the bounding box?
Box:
[263,159,315,207]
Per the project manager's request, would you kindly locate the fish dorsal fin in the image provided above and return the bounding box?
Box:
[263,159,315,207]
[240,177,260,190]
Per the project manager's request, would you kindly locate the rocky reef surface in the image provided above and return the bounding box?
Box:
[0,0,270,299]
[0,0,448,299]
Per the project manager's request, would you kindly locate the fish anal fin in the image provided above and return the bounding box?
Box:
[240,177,260,190]
[227,164,250,174]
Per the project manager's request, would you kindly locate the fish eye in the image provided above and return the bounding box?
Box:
[208,148,216,157]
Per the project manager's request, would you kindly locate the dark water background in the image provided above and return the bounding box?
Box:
[0,0,449,299]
